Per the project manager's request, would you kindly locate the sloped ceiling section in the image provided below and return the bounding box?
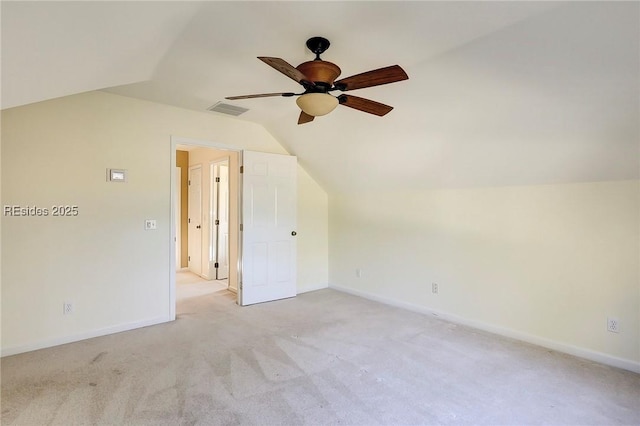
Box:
[1,1,202,109]
[2,2,638,192]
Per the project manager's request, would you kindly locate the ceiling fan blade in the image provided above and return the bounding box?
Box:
[338,95,394,116]
[298,111,315,125]
[333,65,408,91]
[258,57,313,85]
[225,92,295,100]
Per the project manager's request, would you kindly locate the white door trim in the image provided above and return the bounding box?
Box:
[175,166,181,269]
[188,164,203,276]
[210,157,230,280]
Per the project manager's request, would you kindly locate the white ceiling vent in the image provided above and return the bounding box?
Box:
[207,102,249,116]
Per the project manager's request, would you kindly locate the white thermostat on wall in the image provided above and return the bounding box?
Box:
[107,168,127,182]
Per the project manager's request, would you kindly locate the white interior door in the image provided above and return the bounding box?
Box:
[241,151,297,306]
[188,165,202,276]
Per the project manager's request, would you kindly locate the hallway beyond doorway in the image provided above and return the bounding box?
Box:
[176,270,228,302]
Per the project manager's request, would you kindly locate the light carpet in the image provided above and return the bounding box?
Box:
[2,276,639,425]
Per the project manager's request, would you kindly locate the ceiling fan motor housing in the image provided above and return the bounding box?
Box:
[296,61,341,89]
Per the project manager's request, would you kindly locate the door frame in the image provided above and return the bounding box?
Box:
[175,166,181,269]
[170,136,243,320]
[187,164,203,276]
[210,157,230,281]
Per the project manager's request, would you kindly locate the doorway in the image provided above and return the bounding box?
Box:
[179,147,238,286]
[170,136,298,319]
[171,139,241,319]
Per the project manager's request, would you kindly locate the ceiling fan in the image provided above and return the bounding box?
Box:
[226,37,409,125]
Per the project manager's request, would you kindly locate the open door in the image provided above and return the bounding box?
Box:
[240,151,297,306]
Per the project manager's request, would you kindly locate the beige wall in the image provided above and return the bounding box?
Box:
[297,165,329,293]
[8,87,631,374]
[176,150,189,268]
[1,91,329,355]
[329,181,640,371]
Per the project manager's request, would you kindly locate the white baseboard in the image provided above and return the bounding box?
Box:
[329,283,640,374]
[1,316,171,358]
[297,283,329,294]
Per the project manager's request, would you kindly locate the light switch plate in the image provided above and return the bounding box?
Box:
[145,219,157,230]
[107,168,127,182]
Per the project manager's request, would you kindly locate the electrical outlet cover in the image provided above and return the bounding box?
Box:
[607,317,620,333]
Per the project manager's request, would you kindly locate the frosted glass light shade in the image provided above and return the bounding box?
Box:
[296,93,339,117]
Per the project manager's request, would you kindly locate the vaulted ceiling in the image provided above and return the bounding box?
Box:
[3,1,638,192]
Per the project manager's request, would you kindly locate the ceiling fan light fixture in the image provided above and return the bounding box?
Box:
[226,37,409,124]
[296,93,338,117]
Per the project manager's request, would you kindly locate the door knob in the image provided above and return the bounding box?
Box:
[197,225,201,229]
[291,231,297,236]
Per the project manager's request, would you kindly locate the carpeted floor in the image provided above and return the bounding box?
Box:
[2,273,639,425]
